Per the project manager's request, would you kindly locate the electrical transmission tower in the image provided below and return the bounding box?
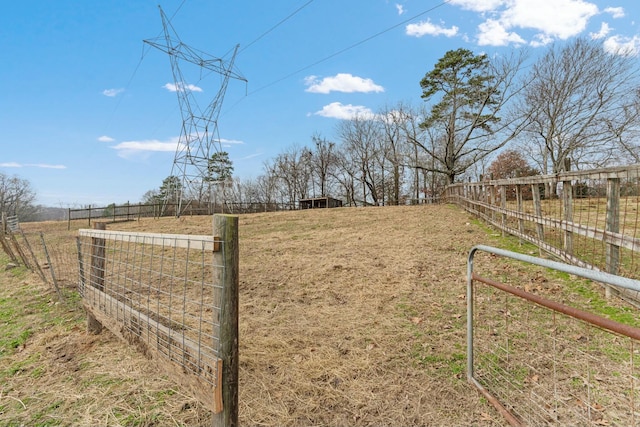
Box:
[144,6,246,216]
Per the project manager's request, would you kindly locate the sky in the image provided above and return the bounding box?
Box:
[1,0,639,207]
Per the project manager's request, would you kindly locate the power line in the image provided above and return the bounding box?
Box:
[240,0,315,54]
[246,0,452,96]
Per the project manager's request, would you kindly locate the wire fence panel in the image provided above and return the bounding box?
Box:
[447,165,640,290]
[77,226,228,414]
[468,245,640,426]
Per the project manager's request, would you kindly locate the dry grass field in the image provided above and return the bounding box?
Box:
[2,203,635,426]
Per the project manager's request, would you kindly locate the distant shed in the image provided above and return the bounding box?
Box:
[299,197,343,209]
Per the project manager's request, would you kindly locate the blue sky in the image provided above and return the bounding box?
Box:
[1,0,639,207]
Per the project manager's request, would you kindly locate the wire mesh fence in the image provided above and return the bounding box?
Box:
[468,246,640,426]
[447,164,640,286]
[76,220,238,415]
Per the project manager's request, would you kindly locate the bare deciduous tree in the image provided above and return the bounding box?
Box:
[310,134,338,198]
[0,172,37,221]
[336,114,383,205]
[378,103,413,205]
[517,37,640,173]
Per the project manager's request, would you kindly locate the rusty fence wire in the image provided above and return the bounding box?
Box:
[468,245,640,426]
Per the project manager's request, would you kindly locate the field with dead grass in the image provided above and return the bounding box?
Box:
[3,203,621,426]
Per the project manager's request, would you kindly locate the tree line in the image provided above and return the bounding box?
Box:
[146,38,635,208]
[5,37,639,217]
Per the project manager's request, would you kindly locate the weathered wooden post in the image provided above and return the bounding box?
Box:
[516,185,525,244]
[605,178,620,299]
[0,231,18,264]
[531,183,544,254]
[8,230,32,270]
[562,160,573,256]
[499,185,507,237]
[489,181,497,223]
[212,215,239,427]
[88,222,106,334]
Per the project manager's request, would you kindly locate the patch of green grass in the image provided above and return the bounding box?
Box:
[472,216,640,328]
[80,373,127,388]
[31,400,65,425]
[0,299,30,357]
[395,301,418,318]
[6,264,30,280]
[30,365,46,379]
[2,353,40,377]
[415,350,466,375]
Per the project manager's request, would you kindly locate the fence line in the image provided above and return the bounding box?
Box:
[67,201,299,229]
[76,215,239,423]
[1,219,80,299]
[446,164,640,289]
[467,245,640,425]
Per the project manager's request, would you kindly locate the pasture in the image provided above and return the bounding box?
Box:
[1,204,635,425]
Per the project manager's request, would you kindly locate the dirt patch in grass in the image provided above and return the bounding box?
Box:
[2,204,545,425]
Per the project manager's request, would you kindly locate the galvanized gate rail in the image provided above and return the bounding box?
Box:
[467,245,640,426]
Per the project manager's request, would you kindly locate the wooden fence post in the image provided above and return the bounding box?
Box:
[8,230,32,270]
[531,184,544,254]
[516,185,524,245]
[0,231,19,264]
[490,184,497,222]
[500,185,506,237]
[88,222,106,334]
[212,215,239,427]
[562,180,573,255]
[606,178,620,278]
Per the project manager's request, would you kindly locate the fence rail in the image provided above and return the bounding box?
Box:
[76,216,239,423]
[467,245,640,426]
[446,164,640,288]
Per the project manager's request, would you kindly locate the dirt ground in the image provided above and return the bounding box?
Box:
[3,204,509,426]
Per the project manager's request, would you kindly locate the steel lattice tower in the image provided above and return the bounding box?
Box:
[144,6,246,215]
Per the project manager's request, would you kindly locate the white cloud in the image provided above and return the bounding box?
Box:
[449,0,505,13]
[102,88,124,97]
[219,138,244,147]
[603,35,640,56]
[590,22,611,40]
[98,135,115,142]
[406,20,459,37]
[395,4,404,15]
[312,102,375,120]
[0,162,66,169]
[477,18,526,46]
[163,82,203,93]
[304,73,384,94]
[454,0,599,47]
[111,137,182,159]
[29,164,67,169]
[530,33,554,47]
[502,0,598,40]
[604,7,624,19]
[111,136,243,159]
